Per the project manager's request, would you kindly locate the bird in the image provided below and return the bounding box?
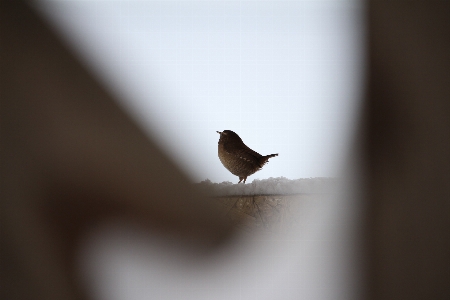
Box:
[217,130,278,184]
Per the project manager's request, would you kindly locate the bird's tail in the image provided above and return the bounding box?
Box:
[259,153,278,166]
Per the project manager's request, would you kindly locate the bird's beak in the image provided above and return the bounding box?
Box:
[216,131,222,134]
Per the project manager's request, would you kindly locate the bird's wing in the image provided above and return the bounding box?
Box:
[224,143,263,168]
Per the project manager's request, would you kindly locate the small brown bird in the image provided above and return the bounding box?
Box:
[217,130,278,183]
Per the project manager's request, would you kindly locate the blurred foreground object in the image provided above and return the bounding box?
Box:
[0,1,233,300]
[363,1,450,299]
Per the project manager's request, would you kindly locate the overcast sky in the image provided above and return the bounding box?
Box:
[38,0,363,183]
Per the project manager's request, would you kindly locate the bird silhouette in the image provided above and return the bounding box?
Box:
[217,130,278,183]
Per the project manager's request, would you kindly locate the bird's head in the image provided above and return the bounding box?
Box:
[217,130,243,144]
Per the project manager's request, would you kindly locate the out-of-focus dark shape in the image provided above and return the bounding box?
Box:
[217,130,278,184]
[0,1,234,300]
[363,1,450,300]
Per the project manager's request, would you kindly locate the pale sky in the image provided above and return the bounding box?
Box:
[37,0,363,183]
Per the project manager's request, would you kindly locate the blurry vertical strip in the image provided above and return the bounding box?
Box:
[363,1,450,300]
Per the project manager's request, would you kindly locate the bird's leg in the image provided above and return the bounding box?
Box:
[243,177,247,184]
[238,177,243,183]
